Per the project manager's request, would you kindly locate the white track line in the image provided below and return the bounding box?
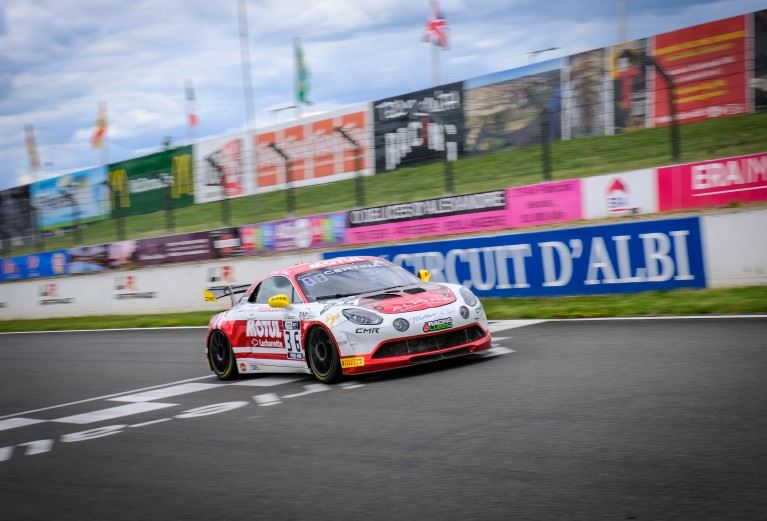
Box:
[0,326,208,336]
[546,315,767,322]
[0,375,217,421]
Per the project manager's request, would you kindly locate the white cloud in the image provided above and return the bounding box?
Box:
[0,0,764,188]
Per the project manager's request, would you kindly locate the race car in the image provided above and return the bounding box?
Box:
[205,256,492,383]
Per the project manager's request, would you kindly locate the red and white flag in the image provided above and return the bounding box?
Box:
[423,1,448,49]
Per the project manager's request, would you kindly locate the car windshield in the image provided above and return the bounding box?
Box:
[296,260,420,302]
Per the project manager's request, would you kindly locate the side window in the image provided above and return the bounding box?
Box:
[250,276,296,304]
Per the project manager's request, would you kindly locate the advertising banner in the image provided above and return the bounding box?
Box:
[651,15,747,126]
[0,185,35,242]
[30,166,110,229]
[210,227,244,257]
[0,251,68,282]
[194,134,249,204]
[565,48,607,138]
[582,169,657,219]
[464,58,562,154]
[253,105,371,190]
[135,231,215,266]
[755,9,767,113]
[609,39,649,132]
[240,212,347,254]
[323,217,706,297]
[373,82,464,173]
[657,152,767,211]
[108,146,194,217]
[346,191,510,244]
[67,244,111,274]
[507,179,582,227]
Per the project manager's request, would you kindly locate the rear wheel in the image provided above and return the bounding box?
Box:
[208,330,238,380]
[307,327,341,383]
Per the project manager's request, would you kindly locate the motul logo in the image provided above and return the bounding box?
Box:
[246,320,281,338]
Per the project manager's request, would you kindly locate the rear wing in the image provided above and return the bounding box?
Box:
[204,284,251,307]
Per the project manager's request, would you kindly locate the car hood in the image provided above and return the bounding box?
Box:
[319,283,457,315]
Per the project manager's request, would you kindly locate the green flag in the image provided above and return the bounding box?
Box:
[294,37,310,105]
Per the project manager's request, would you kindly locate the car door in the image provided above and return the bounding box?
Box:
[235,275,306,373]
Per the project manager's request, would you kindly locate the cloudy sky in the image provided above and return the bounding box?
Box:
[0,0,762,189]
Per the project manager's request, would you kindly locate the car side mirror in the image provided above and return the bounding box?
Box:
[268,294,290,308]
[418,270,432,282]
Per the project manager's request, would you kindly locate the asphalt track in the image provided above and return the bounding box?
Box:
[1,318,765,521]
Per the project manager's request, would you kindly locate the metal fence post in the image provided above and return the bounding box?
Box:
[335,127,365,207]
[268,143,294,216]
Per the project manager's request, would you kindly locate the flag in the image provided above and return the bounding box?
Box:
[423,1,448,49]
[24,124,40,170]
[91,102,107,149]
[294,37,310,105]
[185,79,198,127]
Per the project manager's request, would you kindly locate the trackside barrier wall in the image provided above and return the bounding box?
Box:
[0,211,764,320]
[0,253,321,320]
[327,210,767,297]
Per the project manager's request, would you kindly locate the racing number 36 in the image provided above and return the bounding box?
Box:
[284,320,303,360]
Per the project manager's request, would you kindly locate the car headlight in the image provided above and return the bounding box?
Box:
[460,286,478,307]
[342,308,383,325]
[393,318,409,332]
[459,306,470,319]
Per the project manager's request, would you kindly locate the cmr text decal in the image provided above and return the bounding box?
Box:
[323,217,706,297]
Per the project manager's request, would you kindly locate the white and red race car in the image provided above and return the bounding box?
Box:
[205,256,492,383]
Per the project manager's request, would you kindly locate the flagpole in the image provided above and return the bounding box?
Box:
[237,0,258,197]
[431,43,439,86]
[294,36,303,119]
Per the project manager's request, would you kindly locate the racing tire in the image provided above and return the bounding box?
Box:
[307,327,342,384]
[208,330,239,380]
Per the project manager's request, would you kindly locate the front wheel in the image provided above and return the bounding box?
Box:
[307,327,341,383]
[208,330,239,380]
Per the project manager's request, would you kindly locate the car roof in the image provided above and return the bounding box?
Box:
[270,256,386,278]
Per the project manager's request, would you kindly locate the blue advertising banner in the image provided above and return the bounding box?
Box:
[322,217,706,297]
[30,167,110,229]
[1,251,69,282]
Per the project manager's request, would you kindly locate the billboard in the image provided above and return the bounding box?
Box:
[506,179,582,228]
[565,48,608,138]
[657,152,767,211]
[194,134,250,203]
[135,231,215,266]
[464,58,562,154]
[108,146,194,217]
[652,15,747,126]
[582,169,658,219]
[324,217,706,297]
[253,105,371,191]
[346,191,510,244]
[609,39,649,132]
[373,82,464,172]
[0,185,35,243]
[755,9,767,113]
[0,251,68,282]
[239,212,346,254]
[30,166,110,229]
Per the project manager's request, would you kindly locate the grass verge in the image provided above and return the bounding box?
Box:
[1,286,764,332]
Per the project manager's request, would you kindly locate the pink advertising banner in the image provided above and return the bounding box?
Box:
[345,209,511,244]
[657,152,767,211]
[506,179,582,227]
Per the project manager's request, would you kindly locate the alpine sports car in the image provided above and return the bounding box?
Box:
[205,256,492,383]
